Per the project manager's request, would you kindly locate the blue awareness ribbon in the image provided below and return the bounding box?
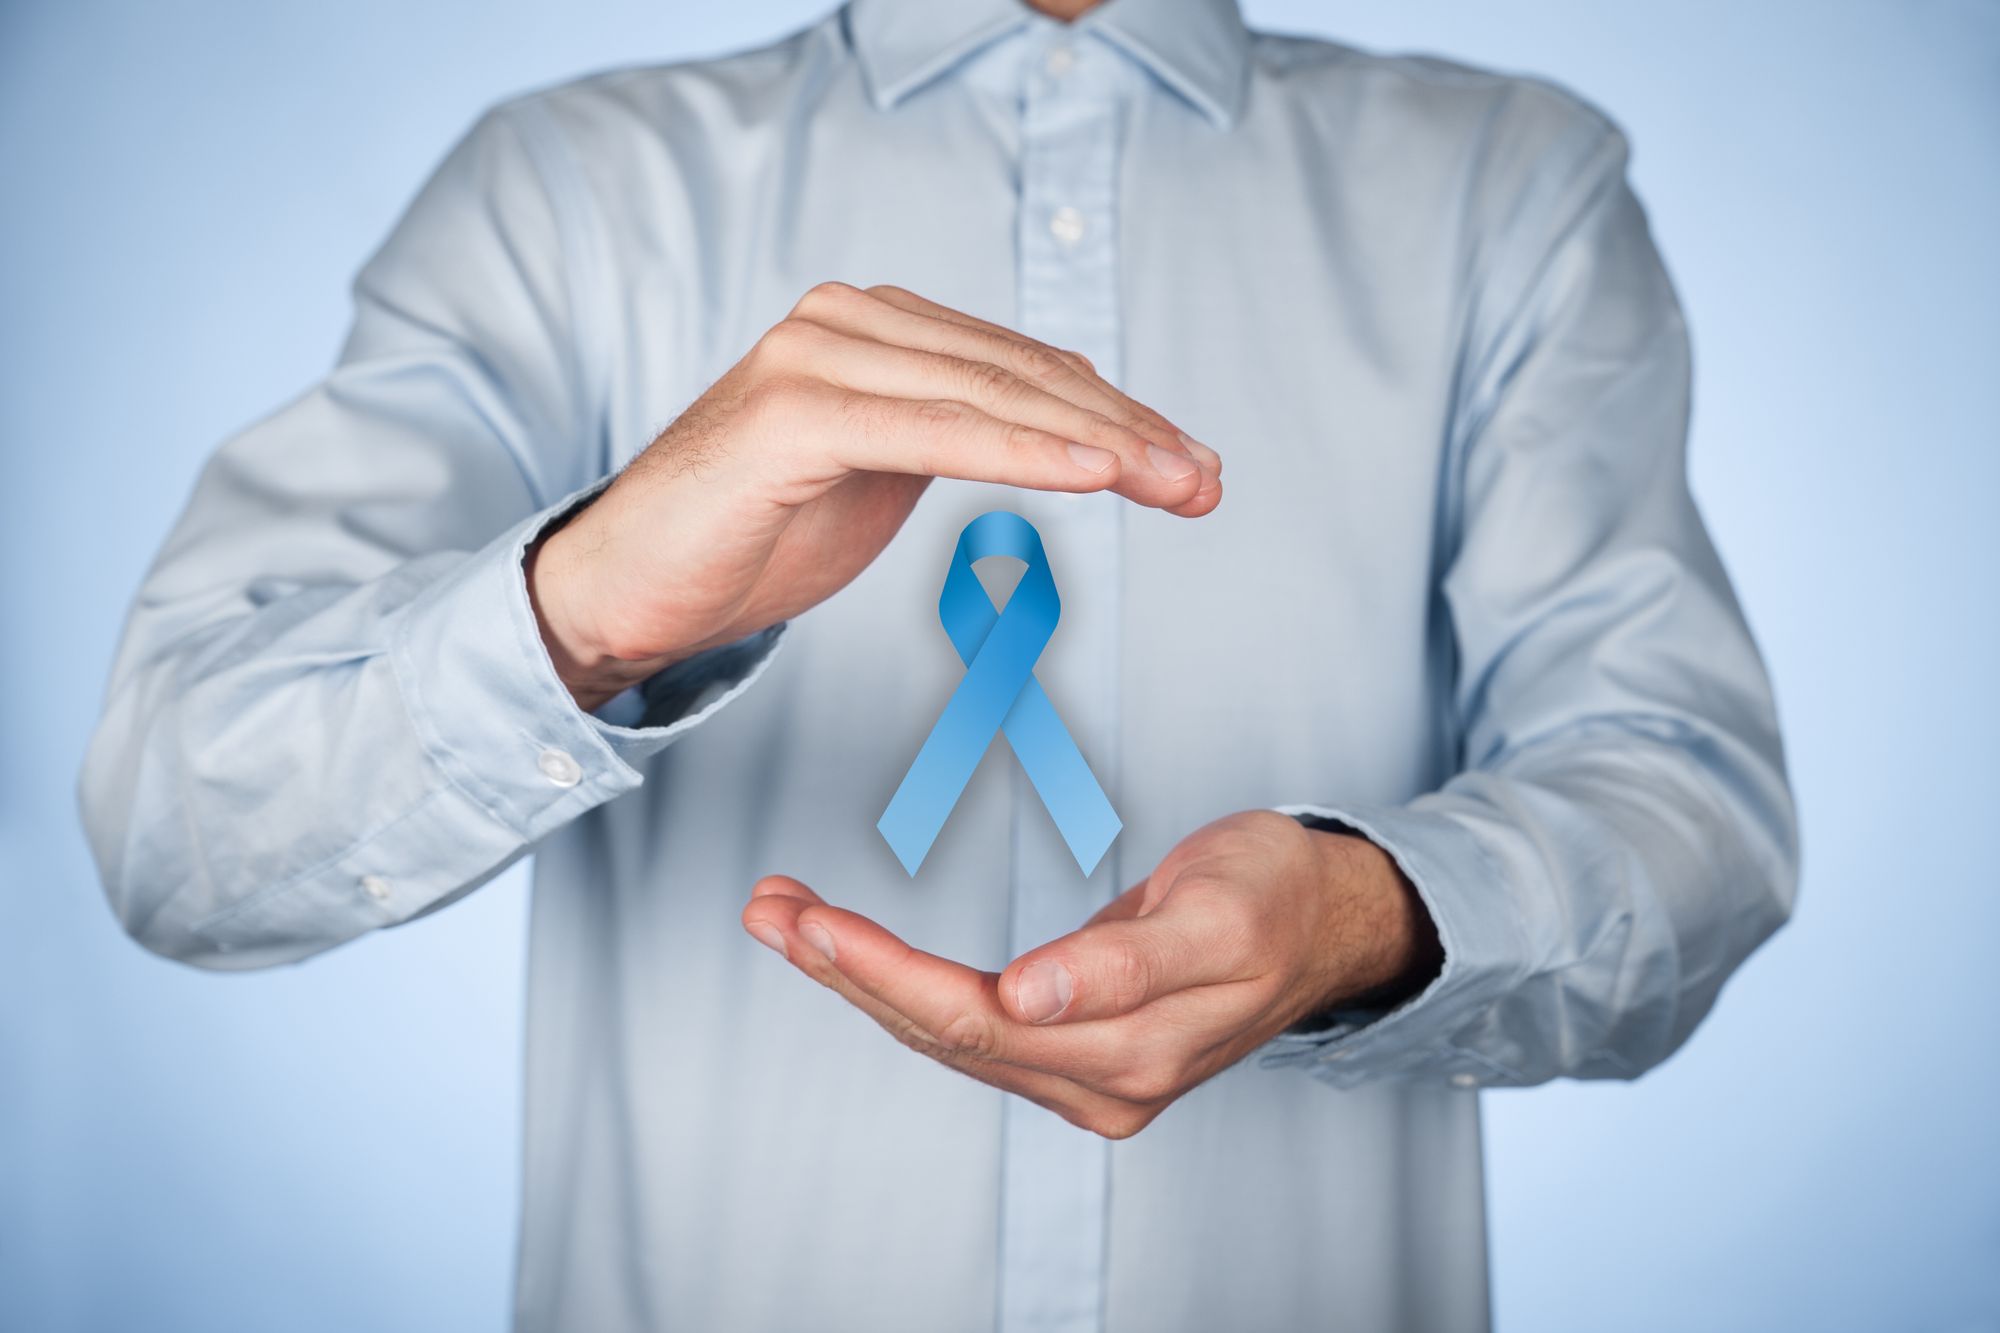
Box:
[878,511,1121,877]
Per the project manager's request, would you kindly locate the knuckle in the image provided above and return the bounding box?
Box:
[755,316,820,365]
[910,400,975,460]
[739,375,808,429]
[962,358,1017,404]
[1100,938,1156,1009]
[935,1009,1000,1060]
[832,388,882,428]
[1109,405,1159,440]
[1013,342,1072,387]
[1002,421,1047,454]
[872,399,956,476]
[1083,416,1143,453]
[884,1011,945,1056]
[833,390,907,446]
[912,397,971,430]
[793,280,861,317]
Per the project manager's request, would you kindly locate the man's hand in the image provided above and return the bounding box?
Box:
[527,282,1222,710]
[740,811,1442,1139]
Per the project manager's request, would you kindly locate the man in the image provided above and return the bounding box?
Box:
[78,0,1798,1327]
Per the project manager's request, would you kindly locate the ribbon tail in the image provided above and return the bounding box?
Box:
[877,698,990,874]
[878,633,1041,875]
[1001,680,1121,876]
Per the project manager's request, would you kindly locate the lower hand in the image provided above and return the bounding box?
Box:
[528,282,1221,710]
[741,811,1441,1138]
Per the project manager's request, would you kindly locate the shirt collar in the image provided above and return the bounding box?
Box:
[845,0,1251,128]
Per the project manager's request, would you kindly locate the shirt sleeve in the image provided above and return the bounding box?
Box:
[1261,116,1799,1089]
[76,98,780,971]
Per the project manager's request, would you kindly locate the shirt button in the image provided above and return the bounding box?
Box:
[537,747,583,788]
[1048,205,1086,247]
[1450,1072,1479,1090]
[360,874,391,902]
[1044,45,1076,78]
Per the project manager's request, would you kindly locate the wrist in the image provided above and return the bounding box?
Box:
[526,523,671,712]
[1302,826,1444,1012]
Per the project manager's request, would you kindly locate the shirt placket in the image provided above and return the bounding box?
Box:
[1000,28,1124,1333]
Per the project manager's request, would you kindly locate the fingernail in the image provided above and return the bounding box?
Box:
[1067,442,1115,474]
[1146,443,1199,482]
[1017,961,1074,1023]
[1177,432,1222,471]
[747,923,787,959]
[800,921,837,963]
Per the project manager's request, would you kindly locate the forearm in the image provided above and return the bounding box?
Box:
[1438,721,1793,1076]
[1269,715,1795,1087]
[80,500,635,968]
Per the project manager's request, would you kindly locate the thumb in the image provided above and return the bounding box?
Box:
[999,910,1241,1025]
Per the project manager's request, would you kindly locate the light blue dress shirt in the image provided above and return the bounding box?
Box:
[79,0,1798,1329]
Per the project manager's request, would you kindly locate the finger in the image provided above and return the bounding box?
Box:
[795,282,1079,385]
[785,902,1149,1078]
[856,287,1160,430]
[859,285,1223,478]
[749,376,1119,497]
[750,873,822,904]
[750,888,1251,1123]
[742,889,1154,1131]
[851,287,1166,422]
[769,373,1217,513]
[747,887,1022,1066]
[742,875,819,956]
[790,328,1207,511]
[785,902,1030,1063]
[809,283,1222,496]
[854,289,1223,514]
[998,897,1260,1025]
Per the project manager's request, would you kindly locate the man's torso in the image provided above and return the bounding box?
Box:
[507,6,1604,1328]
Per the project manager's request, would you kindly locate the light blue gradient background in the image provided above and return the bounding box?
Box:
[2,2,1994,1329]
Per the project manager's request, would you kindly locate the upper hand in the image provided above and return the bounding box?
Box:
[528,282,1222,709]
[740,810,1441,1139]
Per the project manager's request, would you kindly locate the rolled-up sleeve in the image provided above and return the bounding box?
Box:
[1265,118,1798,1088]
[77,98,777,970]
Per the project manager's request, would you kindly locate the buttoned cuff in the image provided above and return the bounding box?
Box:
[1257,801,1532,1090]
[387,479,785,843]
[185,484,783,962]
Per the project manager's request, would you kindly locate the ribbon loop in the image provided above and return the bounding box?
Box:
[878,512,1121,876]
